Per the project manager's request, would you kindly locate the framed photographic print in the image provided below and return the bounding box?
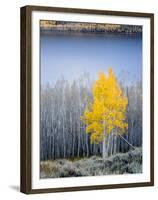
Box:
[20,5,154,194]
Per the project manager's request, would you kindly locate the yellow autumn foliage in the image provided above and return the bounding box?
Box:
[81,67,128,143]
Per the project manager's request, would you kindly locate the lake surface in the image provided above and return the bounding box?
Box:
[40,32,142,86]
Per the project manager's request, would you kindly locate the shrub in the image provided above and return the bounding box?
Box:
[40,161,59,178]
[40,148,142,178]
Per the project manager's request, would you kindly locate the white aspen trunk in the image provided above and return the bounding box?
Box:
[114,135,117,154]
[110,133,113,156]
[77,128,80,157]
[107,134,111,156]
[102,120,108,160]
[86,132,89,157]
[72,123,75,157]
[62,118,66,158]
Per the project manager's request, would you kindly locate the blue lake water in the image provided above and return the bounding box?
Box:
[40,32,142,86]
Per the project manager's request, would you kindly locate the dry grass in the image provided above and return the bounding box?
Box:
[40,148,142,178]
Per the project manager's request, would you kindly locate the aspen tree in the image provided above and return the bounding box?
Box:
[81,68,128,159]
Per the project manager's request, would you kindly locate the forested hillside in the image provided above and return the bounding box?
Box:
[40,20,142,34]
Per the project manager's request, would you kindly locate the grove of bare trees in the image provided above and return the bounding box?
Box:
[40,74,142,161]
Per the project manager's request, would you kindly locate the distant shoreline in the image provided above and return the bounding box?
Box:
[40,21,142,34]
[40,29,142,37]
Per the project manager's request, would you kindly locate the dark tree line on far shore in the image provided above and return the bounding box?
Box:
[40,20,142,34]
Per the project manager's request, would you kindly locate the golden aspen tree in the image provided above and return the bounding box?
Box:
[81,67,128,159]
